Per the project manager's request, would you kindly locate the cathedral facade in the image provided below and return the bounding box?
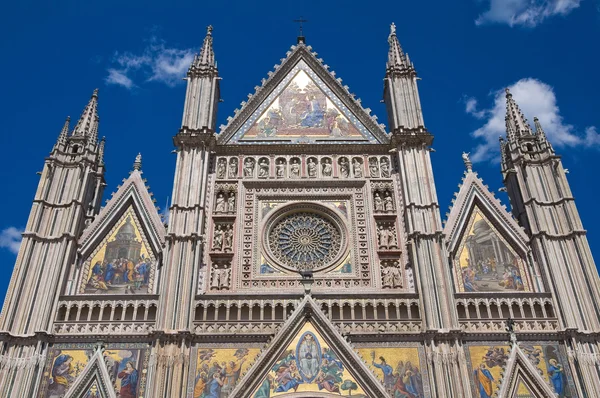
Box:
[1,24,599,398]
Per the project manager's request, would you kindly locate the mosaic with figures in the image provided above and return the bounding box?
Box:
[79,206,156,295]
[466,343,577,398]
[356,345,430,398]
[38,343,150,398]
[455,209,530,293]
[188,346,261,398]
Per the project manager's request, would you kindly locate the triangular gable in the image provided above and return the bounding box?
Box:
[229,295,389,398]
[64,348,117,398]
[444,169,534,293]
[75,169,165,295]
[219,44,388,145]
[497,344,557,398]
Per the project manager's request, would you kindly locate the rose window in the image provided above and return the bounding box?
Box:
[265,206,346,272]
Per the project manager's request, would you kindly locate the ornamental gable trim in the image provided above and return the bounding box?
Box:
[78,169,166,260]
[229,295,390,398]
[64,348,117,398]
[444,169,529,257]
[218,44,389,145]
[497,343,557,398]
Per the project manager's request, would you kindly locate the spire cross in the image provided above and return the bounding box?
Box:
[293,16,308,38]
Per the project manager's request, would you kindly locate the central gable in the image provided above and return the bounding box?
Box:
[220,44,388,145]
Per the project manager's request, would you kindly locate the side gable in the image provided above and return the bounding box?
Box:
[218,43,389,145]
[229,295,389,398]
[64,348,117,398]
[497,343,558,398]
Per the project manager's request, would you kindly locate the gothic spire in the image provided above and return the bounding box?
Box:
[505,88,532,141]
[191,25,216,70]
[386,23,411,76]
[56,116,70,146]
[73,89,99,138]
[533,117,548,142]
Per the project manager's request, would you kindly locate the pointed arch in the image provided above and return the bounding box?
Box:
[497,344,558,398]
[63,348,117,398]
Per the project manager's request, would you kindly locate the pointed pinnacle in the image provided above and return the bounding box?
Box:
[133,153,142,171]
[195,25,215,68]
[57,116,70,145]
[73,89,99,138]
[386,22,409,75]
[533,117,547,142]
[98,136,106,164]
[505,88,532,141]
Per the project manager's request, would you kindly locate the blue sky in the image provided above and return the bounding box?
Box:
[1,0,599,301]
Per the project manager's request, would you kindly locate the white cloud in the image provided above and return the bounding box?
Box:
[476,0,581,27]
[105,38,195,90]
[466,78,598,162]
[0,227,23,255]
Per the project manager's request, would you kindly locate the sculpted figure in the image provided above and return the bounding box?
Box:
[228,158,238,178]
[380,157,390,178]
[210,266,221,290]
[258,159,269,178]
[215,193,226,213]
[307,158,317,177]
[227,193,236,213]
[322,159,332,177]
[353,158,363,178]
[216,159,227,179]
[377,225,389,248]
[290,159,300,177]
[339,157,349,178]
[384,192,394,211]
[219,267,231,289]
[382,261,402,288]
[244,158,255,177]
[213,225,224,251]
[224,225,233,250]
[369,158,379,178]
[276,159,285,178]
[374,192,384,212]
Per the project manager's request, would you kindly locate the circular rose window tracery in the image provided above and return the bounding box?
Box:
[264,204,347,272]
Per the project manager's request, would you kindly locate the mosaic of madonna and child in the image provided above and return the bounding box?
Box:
[456,210,529,293]
[81,207,155,295]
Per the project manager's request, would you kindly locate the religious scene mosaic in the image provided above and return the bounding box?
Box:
[357,346,427,398]
[80,207,155,295]
[456,209,529,293]
[38,344,150,398]
[241,70,363,142]
[466,344,576,398]
[190,347,260,398]
[254,323,366,397]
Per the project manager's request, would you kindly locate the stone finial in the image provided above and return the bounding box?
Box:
[98,137,106,165]
[56,116,70,146]
[194,25,215,68]
[390,22,397,35]
[533,116,548,142]
[133,153,142,171]
[505,88,533,142]
[462,152,472,172]
[386,22,410,75]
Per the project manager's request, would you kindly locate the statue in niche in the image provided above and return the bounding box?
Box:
[290,158,300,177]
[381,260,402,288]
[229,158,238,178]
[322,158,333,177]
[384,192,394,211]
[380,157,390,178]
[244,158,255,177]
[369,158,379,178]
[212,225,224,251]
[215,193,226,213]
[374,192,384,212]
[276,159,285,178]
[353,158,363,178]
[307,158,317,177]
[227,192,236,213]
[216,158,227,179]
[377,224,390,249]
[224,225,233,250]
[339,157,349,178]
[258,159,269,178]
[210,263,231,290]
